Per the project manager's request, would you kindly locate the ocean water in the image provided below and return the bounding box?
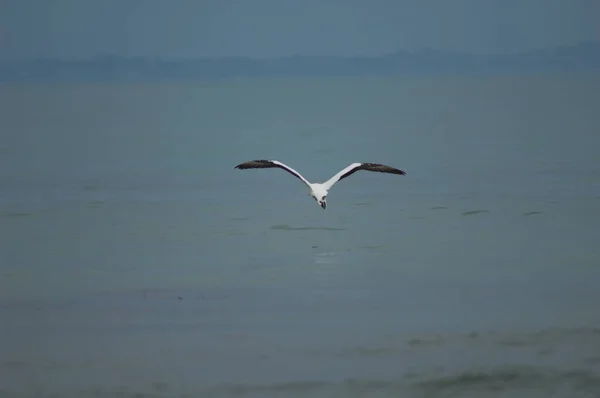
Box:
[1,75,600,397]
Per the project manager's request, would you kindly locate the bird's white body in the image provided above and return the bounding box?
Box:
[235,159,406,209]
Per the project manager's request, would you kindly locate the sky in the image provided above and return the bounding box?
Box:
[1,0,599,60]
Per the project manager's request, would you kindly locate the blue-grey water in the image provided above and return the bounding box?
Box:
[1,75,600,397]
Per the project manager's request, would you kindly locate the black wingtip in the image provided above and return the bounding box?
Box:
[234,159,273,170]
[234,161,252,169]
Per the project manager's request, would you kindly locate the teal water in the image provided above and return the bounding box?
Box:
[1,75,600,397]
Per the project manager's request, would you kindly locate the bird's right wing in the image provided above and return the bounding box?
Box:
[234,159,311,187]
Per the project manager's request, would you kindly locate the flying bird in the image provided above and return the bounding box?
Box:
[234,159,406,209]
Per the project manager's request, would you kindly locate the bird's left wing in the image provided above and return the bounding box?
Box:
[323,162,406,190]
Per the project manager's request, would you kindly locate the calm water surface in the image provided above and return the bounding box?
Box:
[1,75,600,397]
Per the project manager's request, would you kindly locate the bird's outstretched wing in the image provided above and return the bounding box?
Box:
[323,162,406,190]
[234,159,311,187]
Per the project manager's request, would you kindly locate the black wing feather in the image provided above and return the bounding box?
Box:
[235,159,277,170]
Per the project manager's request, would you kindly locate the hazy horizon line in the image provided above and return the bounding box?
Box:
[2,40,599,63]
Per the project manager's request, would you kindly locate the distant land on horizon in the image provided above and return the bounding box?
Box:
[1,41,599,82]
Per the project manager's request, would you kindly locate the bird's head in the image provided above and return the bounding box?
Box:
[319,195,327,209]
[309,193,327,209]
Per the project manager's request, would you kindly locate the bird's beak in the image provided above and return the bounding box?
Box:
[320,201,327,209]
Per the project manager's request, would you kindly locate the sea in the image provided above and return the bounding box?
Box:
[1,74,600,397]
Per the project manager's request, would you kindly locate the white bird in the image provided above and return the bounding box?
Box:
[234,159,406,209]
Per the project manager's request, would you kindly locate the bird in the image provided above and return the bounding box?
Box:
[234,159,406,209]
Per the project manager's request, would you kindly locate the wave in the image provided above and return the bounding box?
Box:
[270,224,345,231]
[2,328,599,397]
[70,368,598,397]
[2,367,600,398]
